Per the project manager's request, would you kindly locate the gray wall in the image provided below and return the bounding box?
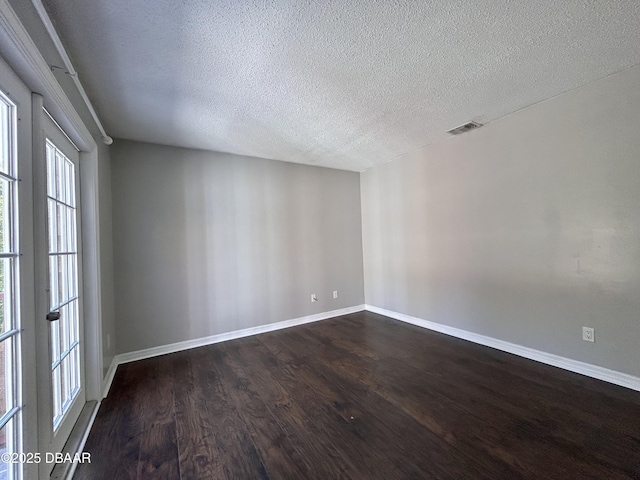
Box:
[111,141,364,354]
[361,65,640,377]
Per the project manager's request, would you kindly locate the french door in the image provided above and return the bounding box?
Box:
[36,110,86,475]
[0,74,23,480]
[45,136,83,431]
[0,53,39,480]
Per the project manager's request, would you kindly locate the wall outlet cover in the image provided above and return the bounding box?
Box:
[582,326,595,342]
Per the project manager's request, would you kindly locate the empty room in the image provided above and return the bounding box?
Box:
[1,1,639,479]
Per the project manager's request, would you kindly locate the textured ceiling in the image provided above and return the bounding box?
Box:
[43,0,640,171]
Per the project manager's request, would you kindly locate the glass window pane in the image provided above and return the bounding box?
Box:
[0,178,12,254]
[74,301,79,346]
[71,209,77,250]
[49,256,58,308]
[55,255,61,306]
[0,258,3,335]
[66,209,73,253]
[60,304,69,355]
[0,99,10,176]
[0,422,8,479]
[50,320,60,366]
[62,207,68,253]
[0,259,13,334]
[59,255,68,305]
[67,160,73,206]
[62,209,68,253]
[61,159,67,205]
[47,199,56,253]
[70,348,77,396]
[68,256,76,298]
[55,204,64,253]
[61,356,69,408]
[69,304,76,349]
[0,414,18,480]
[46,142,55,197]
[59,152,66,203]
[0,337,14,416]
[53,149,59,199]
[68,161,75,207]
[0,338,5,416]
[52,364,61,423]
[55,152,64,202]
[0,180,4,254]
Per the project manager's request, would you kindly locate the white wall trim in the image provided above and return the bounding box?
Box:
[102,304,365,397]
[62,401,100,480]
[79,148,105,403]
[101,359,118,399]
[365,304,640,392]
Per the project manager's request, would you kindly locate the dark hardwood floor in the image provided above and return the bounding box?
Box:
[74,311,640,479]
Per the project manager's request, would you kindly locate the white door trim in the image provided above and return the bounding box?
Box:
[78,148,103,402]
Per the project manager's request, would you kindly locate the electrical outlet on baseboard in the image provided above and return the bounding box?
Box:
[311,293,317,303]
[582,327,595,343]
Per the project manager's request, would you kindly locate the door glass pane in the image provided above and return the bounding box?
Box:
[46,140,81,430]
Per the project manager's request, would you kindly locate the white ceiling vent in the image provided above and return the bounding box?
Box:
[447,121,483,136]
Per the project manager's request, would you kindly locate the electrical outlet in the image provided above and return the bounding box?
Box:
[333,290,338,299]
[311,293,317,302]
[582,327,595,343]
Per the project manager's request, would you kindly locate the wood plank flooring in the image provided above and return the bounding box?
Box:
[74,311,640,479]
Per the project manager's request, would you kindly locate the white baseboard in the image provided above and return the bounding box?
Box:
[102,304,365,397]
[102,358,119,398]
[64,401,101,480]
[365,304,640,392]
